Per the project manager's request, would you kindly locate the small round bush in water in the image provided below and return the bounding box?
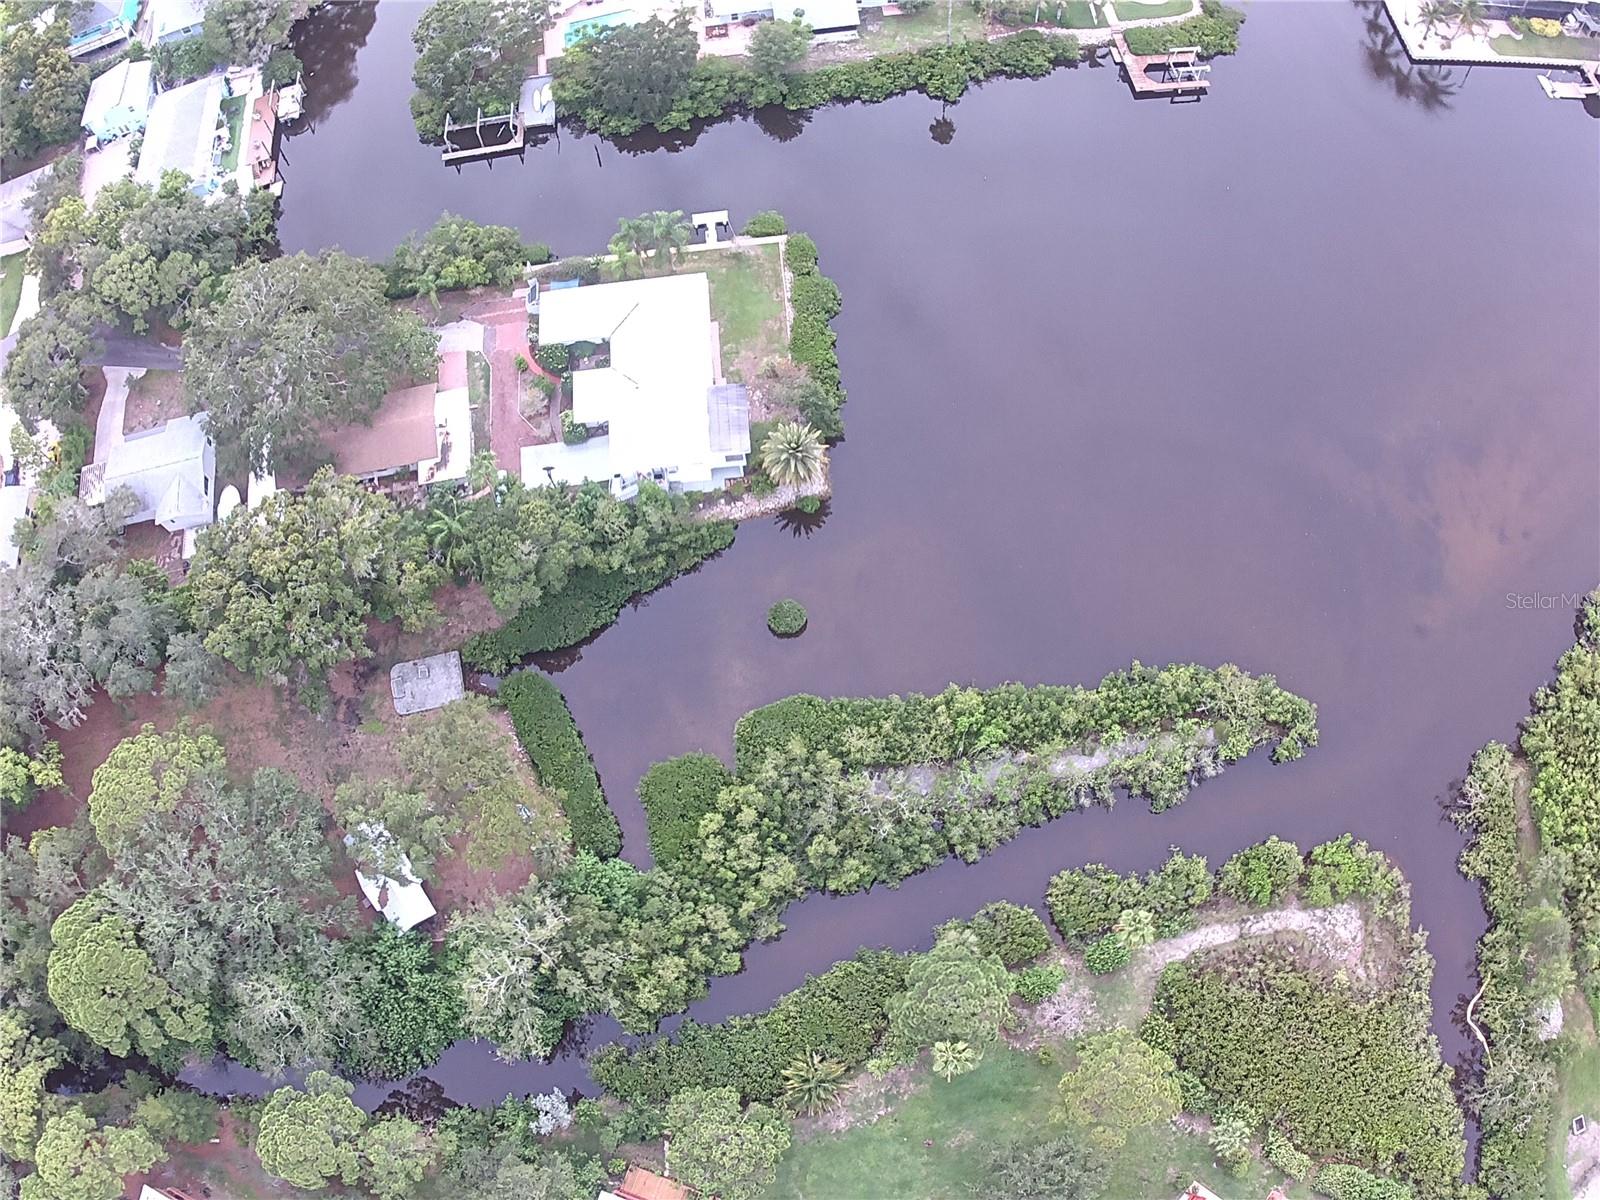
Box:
[1083,934,1130,975]
[742,210,787,237]
[767,599,807,636]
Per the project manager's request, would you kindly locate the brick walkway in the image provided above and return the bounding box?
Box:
[463,293,554,474]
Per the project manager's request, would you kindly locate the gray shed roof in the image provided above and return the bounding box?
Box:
[707,384,751,456]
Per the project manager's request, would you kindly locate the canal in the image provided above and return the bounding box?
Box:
[245,0,1600,1108]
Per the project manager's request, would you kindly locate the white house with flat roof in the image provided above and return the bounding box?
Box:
[144,0,208,44]
[82,58,155,146]
[79,413,215,532]
[521,272,751,497]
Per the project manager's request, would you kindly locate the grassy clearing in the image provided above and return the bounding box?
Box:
[219,95,248,172]
[768,1043,1300,1199]
[1547,998,1600,1200]
[467,348,491,450]
[1490,31,1600,59]
[853,3,989,53]
[0,251,25,335]
[1114,0,1192,19]
[695,243,786,381]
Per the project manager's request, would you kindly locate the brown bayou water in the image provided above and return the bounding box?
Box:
[184,0,1600,1110]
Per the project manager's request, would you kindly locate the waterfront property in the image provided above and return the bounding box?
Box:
[521,272,752,497]
[62,0,139,57]
[1383,0,1600,70]
[143,0,207,45]
[441,74,556,164]
[1110,33,1210,95]
[81,58,155,146]
[132,69,281,197]
[79,413,217,534]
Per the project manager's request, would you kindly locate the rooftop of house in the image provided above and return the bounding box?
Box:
[134,74,224,189]
[0,485,29,569]
[83,58,154,130]
[330,383,442,478]
[538,271,724,484]
[608,1166,690,1200]
[145,0,208,40]
[82,412,213,530]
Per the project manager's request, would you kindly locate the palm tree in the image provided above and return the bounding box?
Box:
[1416,0,1454,40]
[1208,1113,1253,1162]
[425,495,472,576]
[1453,0,1487,37]
[608,216,651,278]
[931,1040,979,1081]
[781,1049,846,1115]
[644,210,692,272]
[759,421,826,488]
[1113,907,1157,950]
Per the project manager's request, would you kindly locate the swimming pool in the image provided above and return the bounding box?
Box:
[564,11,634,46]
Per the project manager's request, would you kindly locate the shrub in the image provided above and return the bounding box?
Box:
[1316,1164,1415,1200]
[561,410,589,445]
[498,672,620,857]
[795,494,822,514]
[1013,963,1065,1003]
[785,234,818,273]
[1264,1128,1313,1180]
[1084,934,1129,975]
[590,950,908,1104]
[1217,836,1303,906]
[1508,14,1530,33]
[742,211,787,236]
[959,901,1051,966]
[1528,16,1562,36]
[1123,0,1244,57]
[767,599,808,636]
[536,341,570,374]
[639,753,733,864]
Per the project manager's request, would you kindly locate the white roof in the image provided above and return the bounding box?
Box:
[135,74,224,188]
[536,273,722,486]
[0,486,28,568]
[92,413,212,529]
[423,386,472,483]
[146,0,206,40]
[794,0,860,28]
[82,58,153,130]
[352,857,437,932]
[522,433,616,488]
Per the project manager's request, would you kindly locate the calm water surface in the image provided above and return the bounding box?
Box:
[216,0,1600,1109]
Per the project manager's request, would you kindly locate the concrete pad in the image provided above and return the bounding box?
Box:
[390,651,465,715]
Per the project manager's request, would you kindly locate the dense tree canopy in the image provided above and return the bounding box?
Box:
[884,927,1012,1061]
[201,0,313,67]
[19,1108,163,1200]
[86,723,226,854]
[662,1087,791,1200]
[0,297,101,429]
[384,213,551,301]
[183,252,437,472]
[255,1071,366,1189]
[0,13,89,159]
[185,469,442,694]
[46,895,206,1059]
[409,0,550,140]
[1057,1029,1182,1151]
[552,13,699,135]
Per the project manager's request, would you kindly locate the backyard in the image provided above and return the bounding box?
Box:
[694,242,789,382]
[1114,0,1193,19]
[1553,1010,1600,1200]
[768,1044,1305,1199]
[1490,30,1600,58]
[0,250,25,334]
[848,3,989,55]
[219,94,248,172]
[123,369,187,434]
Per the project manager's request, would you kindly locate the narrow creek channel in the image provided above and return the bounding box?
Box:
[185,0,1600,1119]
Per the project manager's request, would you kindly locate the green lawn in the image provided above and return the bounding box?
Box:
[1114,0,1192,19]
[467,349,491,451]
[1546,998,1600,1200]
[1490,31,1600,59]
[854,3,988,54]
[218,95,248,172]
[0,251,26,335]
[767,1043,1303,1199]
[696,243,786,381]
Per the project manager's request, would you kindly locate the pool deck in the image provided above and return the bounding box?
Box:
[1382,0,1600,67]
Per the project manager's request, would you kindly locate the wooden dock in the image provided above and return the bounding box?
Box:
[1109,33,1211,97]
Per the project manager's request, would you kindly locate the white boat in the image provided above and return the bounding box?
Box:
[276,78,305,123]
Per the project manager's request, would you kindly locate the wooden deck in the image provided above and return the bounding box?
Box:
[1109,33,1211,96]
[249,94,279,190]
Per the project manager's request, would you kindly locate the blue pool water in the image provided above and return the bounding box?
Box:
[564,11,633,46]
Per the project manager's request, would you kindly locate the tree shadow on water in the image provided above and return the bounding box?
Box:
[1354,0,1466,113]
[775,498,832,538]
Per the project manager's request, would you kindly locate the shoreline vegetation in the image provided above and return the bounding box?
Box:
[1454,590,1600,1200]
[549,1,1243,139]
[591,833,1462,1200]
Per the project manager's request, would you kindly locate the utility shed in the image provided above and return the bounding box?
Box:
[390,652,465,715]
